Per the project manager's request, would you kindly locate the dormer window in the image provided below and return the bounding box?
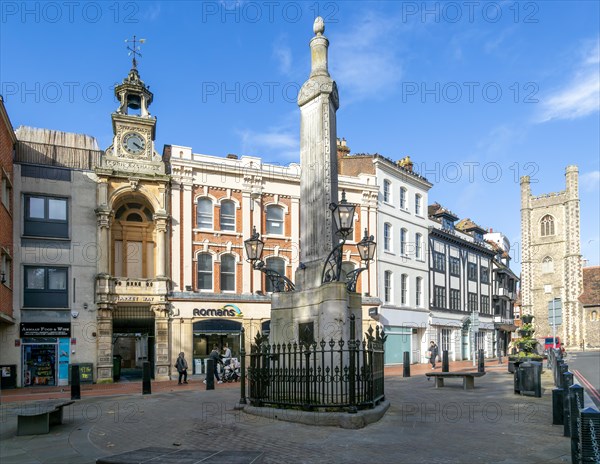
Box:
[442,217,454,230]
[474,231,483,241]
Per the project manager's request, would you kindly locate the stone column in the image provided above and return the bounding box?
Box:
[171,182,182,291]
[520,176,533,317]
[154,212,168,278]
[96,303,114,383]
[152,304,170,381]
[182,183,193,289]
[295,17,340,291]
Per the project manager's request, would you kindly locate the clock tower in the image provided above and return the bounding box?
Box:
[95,42,170,383]
[102,62,165,174]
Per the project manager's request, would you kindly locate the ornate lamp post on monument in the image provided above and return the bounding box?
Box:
[244,226,295,293]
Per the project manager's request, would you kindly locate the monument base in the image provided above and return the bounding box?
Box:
[270,281,362,345]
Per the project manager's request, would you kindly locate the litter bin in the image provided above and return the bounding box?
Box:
[113,355,122,381]
[0,365,17,389]
[518,361,542,397]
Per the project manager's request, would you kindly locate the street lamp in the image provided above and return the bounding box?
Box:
[322,191,376,290]
[330,190,356,238]
[345,229,377,292]
[244,226,295,292]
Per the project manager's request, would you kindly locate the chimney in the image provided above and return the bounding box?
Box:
[337,137,350,159]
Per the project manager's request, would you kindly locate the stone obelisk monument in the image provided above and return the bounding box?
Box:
[270,17,362,345]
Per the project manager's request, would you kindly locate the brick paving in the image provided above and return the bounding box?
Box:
[0,360,571,464]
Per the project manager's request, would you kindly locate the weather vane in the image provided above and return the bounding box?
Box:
[125,35,146,69]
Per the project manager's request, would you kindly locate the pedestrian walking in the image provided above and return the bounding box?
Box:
[176,352,188,384]
[429,341,439,370]
[203,345,223,384]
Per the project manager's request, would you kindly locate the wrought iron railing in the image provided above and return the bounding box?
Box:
[246,315,385,411]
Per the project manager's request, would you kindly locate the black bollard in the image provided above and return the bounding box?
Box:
[402,351,410,377]
[442,350,449,372]
[552,388,564,425]
[71,364,81,400]
[477,349,485,373]
[142,361,151,395]
[562,371,574,436]
[206,358,215,390]
[568,384,584,454]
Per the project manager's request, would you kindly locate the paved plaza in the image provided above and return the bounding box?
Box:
[0,362,577,463]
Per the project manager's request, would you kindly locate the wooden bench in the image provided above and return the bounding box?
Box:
[425,372,486,390]
[17,400,75,436]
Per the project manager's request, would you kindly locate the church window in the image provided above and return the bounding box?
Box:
[540,215,555,236]
[542,256,554,273]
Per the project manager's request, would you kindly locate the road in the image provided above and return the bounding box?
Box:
[568,350,600,409]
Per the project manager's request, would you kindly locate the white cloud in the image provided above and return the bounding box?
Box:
[580,170,600,192]
[538,40,600,123]
[236,124,299,163]
[141,3,161,21]
[330,12,402,103]
[273,43,292,75]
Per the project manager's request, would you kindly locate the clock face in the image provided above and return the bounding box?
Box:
[122,132,146,155]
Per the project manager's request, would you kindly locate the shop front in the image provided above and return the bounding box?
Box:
[20,322,71,387]
[169,298,272,376]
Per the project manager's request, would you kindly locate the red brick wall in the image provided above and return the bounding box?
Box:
[0,104,14,319]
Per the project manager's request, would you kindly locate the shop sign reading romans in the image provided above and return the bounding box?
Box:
[193,304,244,318]
[20,323,71,338]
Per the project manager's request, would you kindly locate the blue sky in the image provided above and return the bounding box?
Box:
[1,1,599,270]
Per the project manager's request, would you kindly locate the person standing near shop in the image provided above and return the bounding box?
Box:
[204,345,223,384]
[176,352,189,385]
[222,343,232,366]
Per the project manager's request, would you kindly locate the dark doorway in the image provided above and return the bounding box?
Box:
[113,306,155,381]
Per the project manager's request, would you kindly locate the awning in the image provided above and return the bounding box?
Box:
[430,317,464,328]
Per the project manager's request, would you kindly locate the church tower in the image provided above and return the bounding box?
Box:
[94,40,171,382]
[520,166,583,348]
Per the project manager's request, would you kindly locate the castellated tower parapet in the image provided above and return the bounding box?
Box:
[519,166,583,348]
